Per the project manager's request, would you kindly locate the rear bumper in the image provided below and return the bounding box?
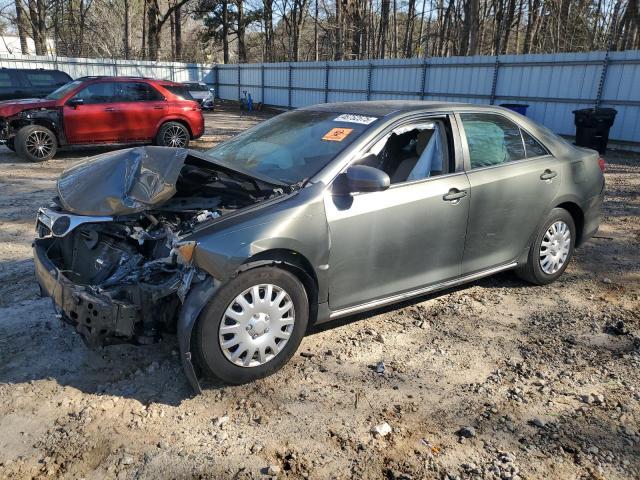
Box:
[33,238,139,347]
[580,179,605,245]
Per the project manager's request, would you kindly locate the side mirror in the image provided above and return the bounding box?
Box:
[333,165,390,195]
[67,98,84,108]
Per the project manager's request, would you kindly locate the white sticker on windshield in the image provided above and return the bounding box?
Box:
[334,114,378,125]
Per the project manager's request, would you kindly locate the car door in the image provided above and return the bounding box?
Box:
[457,112,561,274]
[325,115,470,311]
[0,70,22,100]
[63,81,121,143]
[113,82,167,141]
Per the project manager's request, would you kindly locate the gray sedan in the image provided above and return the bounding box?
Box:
[33,101,605,392]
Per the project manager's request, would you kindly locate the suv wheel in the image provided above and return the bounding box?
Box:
[15,125,57,162]
[195,267,309,384]
[156,121,190,148]
[516,208,576,285]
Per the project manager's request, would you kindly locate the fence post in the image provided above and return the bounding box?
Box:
[170,64,175,82]
[420,60,428,100]
[489,56,500,105]
[324,62,330,103]
[261,64,265,104]
[288,63,293,109]
[213,65,219,98]
[366,63,373,100]
[595,51,610,108]
[237,65,241,100]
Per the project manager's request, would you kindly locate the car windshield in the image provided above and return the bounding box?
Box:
[205,110,377,184]
[46,80,83,100]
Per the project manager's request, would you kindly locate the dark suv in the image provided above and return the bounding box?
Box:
[0,68,72,100]
[0,76,205,161]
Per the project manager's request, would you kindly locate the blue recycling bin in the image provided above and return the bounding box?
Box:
[500,103,529,116]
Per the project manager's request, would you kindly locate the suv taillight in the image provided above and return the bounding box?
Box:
[598,157,605,172]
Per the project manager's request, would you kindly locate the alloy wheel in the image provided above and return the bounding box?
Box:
[539,220,571,275]
[218,284,295,367]
[25,130,54,160]
[162,125,188,147]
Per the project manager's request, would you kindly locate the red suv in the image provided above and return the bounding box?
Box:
[0,76,205,162]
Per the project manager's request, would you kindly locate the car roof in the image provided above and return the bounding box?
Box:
[76,76,182,86]
[300,100,510,117]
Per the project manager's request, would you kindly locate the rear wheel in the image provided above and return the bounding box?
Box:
[195,267,309,384]
[15,125,57,162]
[155,121,190,148]
[516,208,576,285]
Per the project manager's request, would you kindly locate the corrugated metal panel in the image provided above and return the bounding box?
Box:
[2,51,639,144]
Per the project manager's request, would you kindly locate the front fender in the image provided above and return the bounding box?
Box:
[177,275,220,394]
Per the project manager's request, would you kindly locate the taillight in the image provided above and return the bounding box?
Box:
[598,157,605,172]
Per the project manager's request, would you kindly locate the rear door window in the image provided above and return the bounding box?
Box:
[71,82,117,104]
[0,71,15,87]
[460,113,526,169]
[118,82,164,102]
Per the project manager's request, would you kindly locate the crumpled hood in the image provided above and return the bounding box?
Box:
[57,146,188,216]
[0,98,57,117]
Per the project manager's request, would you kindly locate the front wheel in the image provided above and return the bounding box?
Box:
[155,121,190,148]
[195,267,309,384]
[516,208,576,285]
[15,125,57,162]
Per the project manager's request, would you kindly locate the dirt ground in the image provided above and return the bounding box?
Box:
[0,105,638,480]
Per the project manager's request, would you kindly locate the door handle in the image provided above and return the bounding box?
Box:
[540,170,557,180]
[443,189,468,202]
[153,105,166,110]
[104,107,117,112]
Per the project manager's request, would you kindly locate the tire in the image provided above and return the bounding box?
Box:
[195,267,309,385]
[516,208,576,285]
[15,125,57,162]
[155,121,190,148]
[6,137,15,152]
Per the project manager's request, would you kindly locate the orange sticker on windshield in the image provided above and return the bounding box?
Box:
[322,127,353,142]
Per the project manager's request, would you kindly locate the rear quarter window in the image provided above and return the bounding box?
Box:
[163,85,195,100]
[25,71,58,86]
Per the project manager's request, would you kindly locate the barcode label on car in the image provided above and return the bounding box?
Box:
[334,114,378,125]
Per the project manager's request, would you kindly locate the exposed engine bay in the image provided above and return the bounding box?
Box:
[34,146,291,348]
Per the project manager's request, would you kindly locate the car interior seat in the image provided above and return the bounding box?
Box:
[390,129,435,183]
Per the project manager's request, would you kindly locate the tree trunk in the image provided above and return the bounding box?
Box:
[314,0,319,60]
[403,0,416,57]
[379,0,390,58]
[124,0,130,59]
[142,0,147,58]
[175,3,182,60]
[28,0,47,55]
[501,0,516,53]
[237,0,247,63]
[392,0,398,57]
[146,0,159,60]
[264,0,274,62]
[15,1,29,54]
[222,0,229,63]
[335,0,343,60]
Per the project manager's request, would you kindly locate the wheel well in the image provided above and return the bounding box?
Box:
[557,202,585,245]
[159,119,193,138]
[12,118,59,139]
[237,249,319,325]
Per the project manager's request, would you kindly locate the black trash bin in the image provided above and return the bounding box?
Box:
[572,107,617,154]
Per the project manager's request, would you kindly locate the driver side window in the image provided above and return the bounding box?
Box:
[356,118,451,185]
[70,82,117,104]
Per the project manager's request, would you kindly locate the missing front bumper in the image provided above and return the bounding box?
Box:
[33,239,140,347]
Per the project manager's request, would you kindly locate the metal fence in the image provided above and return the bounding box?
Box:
[0,52,215,84]
[213,50,640,147]
[2,51,639,146]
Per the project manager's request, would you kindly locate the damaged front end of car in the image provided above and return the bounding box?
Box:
[33,146,289,393]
